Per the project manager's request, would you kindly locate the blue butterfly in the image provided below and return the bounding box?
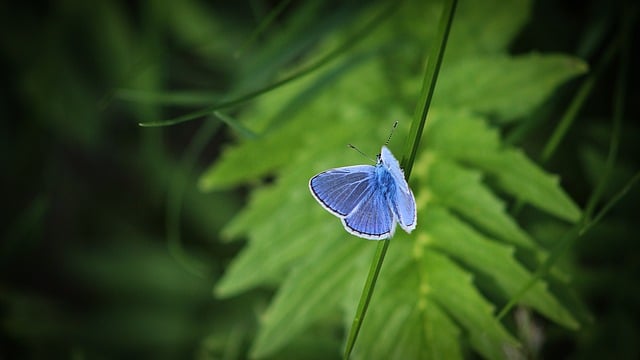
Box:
[309,146,417,240]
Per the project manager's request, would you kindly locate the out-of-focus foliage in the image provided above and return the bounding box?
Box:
[1,0,638,359]
[0,1,255,358]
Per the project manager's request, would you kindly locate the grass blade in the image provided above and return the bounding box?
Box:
[403,0,458,178]
[137,1,400,128]
[166,120,221,277]
[343,0,458,358]
[539,40,617,164]
[498,7,636,320]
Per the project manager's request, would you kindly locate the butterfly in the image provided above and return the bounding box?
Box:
[309,146,417,240]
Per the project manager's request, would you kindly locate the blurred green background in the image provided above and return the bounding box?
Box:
[1,0,638,359]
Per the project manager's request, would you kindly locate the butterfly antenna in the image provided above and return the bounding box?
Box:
[384,121,399,146]
[348,144,376,163]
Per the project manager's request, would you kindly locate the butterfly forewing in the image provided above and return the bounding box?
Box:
[309,165,375,217]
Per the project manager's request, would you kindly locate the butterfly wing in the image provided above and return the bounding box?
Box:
[309,165,375,217]
[381,146,417,232]
[309,147,416,240]
[342,189,395,240]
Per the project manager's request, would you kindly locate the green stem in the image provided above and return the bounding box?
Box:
[343,1,458,358]
[582,6,632,221]
[343,239,390,358]
[166,119,220,277]
[403,0,458,178]
[138,1,400,128]
[508,27,619,217]
[235,0,294,58]
[498,7,636,321]
[540,39,618,164]
[497,171,640,321]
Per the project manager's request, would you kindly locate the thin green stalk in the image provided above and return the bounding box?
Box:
[582,6,632,221]
[166,119,221,277]
[115,89,223,106]
[235,0,293,58]
[540,39,618,164]
[108,0,292,110]
[213,111,258,139]
[499,7,635,320]
[508,29,619,216]
[498,171,640,321]
[138,1,401,128]
[403,0,458,177]
[343,239,390,358]
[343,1,458,358]
[584,171,640,236]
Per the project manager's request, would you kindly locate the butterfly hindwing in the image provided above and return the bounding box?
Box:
[309,165,375,217]
[389,188,416,232]
[343,189,395,239]
[381,146,417,232]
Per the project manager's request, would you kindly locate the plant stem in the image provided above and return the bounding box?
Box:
[343,0,458,358]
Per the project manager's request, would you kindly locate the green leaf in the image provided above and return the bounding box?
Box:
[425,109,502,155]
[418,154,537,249]
[250,239,371,358]
[215,168,331,293]
[422,206,579,329]
[426,111,582,222]
[352,241,464,360]
[473,149,582,222]
[445,0,532,58]
[435,54,588,121]
[419,245,519,360]
[199,58,393,191]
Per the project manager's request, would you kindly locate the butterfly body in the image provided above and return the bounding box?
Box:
[309,146,417,240]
